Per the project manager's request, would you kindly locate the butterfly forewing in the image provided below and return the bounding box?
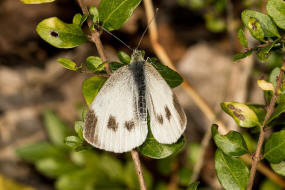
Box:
[83,65,148,153]
[145,61,187,144]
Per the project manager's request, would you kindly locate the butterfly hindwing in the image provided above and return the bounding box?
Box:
[145,62,187,144]
[83,65,148,153]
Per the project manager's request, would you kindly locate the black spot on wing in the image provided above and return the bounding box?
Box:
[173,94,186,128]
[157,114,163,124]
[165,106,171,121]
[125,120,135,131]
[84,110,99,145]
[107,115,118,131]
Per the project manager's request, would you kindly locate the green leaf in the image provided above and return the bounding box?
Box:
[241,10,280,38]
[221,102,260,128]
[264,130,285,163]
[247,104,266,124]
[36,158,79,178]
[44,110,69,146]
[212,125,248,156]
[64,136,83,148]
[271,161,285,176]
[98,0,142,31]
[205,13,226,33]
[89,6,99,24]
[118,51,131,64]
[109,62,127,71]
[151,62,183,88]
[72,13,82,25]
[233,50,253,61]
[269,67,285,104]
[55,170,96,190]
[267,0,285,30]
[21,0,54,4]
[260,179,282,190]
[16,142,65,163]
[187,182,200,190]
[266,103,285,125]
[85,56,103,71]
[238,28,248,48]
[74,121,84,140]
[57,57,77,71]
[215,149,249,190]
[36,17,87,48]
[247,17,264,40]
[82,76,107,106]
[256,42,276,61]
[138,131,185,159]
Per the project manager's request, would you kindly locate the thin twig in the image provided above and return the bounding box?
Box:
[143,0,285,188]
[77,0,111,74]
[131,150,147,190]
[246,60,285,190]
[76,1,147,189]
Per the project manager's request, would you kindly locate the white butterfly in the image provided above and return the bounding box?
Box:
[83,50,187,153]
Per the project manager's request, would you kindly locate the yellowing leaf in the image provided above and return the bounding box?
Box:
[257,80,274,91]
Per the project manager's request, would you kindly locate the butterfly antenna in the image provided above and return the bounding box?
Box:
[98,25,133,51]
[135,8,159,50]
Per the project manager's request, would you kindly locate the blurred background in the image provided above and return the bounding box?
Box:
[0,0,279,189]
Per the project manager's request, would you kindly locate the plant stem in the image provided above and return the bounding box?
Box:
[246,59,285,190]
[77,0,111,74]
[131,150,147,190]
[76,1,147,189]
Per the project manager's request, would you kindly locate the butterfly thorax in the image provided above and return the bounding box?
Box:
[129,51,147,122]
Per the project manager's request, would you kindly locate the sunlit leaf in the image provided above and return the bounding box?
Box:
[187,181,200,190]
[221,102,260,128]
[267,0,285,29]
[36,17,87,48]
[99,0,142,31]
[85,56,103,71]
[238,28,248,48]
[118,51,131,64]
[257,80,274,91]
[241,10,280,38]
[89,6,99,24]
[82,76,107,106]
[57,57,77,71]
[271,161,285,177]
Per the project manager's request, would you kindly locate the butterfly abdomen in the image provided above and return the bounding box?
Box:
[129,61,147,121]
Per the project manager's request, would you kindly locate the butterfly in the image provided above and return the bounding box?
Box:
[83,50,187,153]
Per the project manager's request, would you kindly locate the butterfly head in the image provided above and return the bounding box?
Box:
[130,50,144,64]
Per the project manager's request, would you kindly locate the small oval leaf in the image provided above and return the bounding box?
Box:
[241,10,280,38]
[36,17,87,48]
[99,0,142,31]
[64,136,83,148]
[267,0,285,30]
[57,57,77,71]
[85,56,103,71]
[264,130,285,163]
[257,80,274,91]
[215,149,249,190]
[82,76,107,106]
[238,28,248,48]
[89,6,99,24]
[233,50,253,61]
[221,102,260,128]
[118,51,131,64]
[138,132,185,159]
[212,125,248,156]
